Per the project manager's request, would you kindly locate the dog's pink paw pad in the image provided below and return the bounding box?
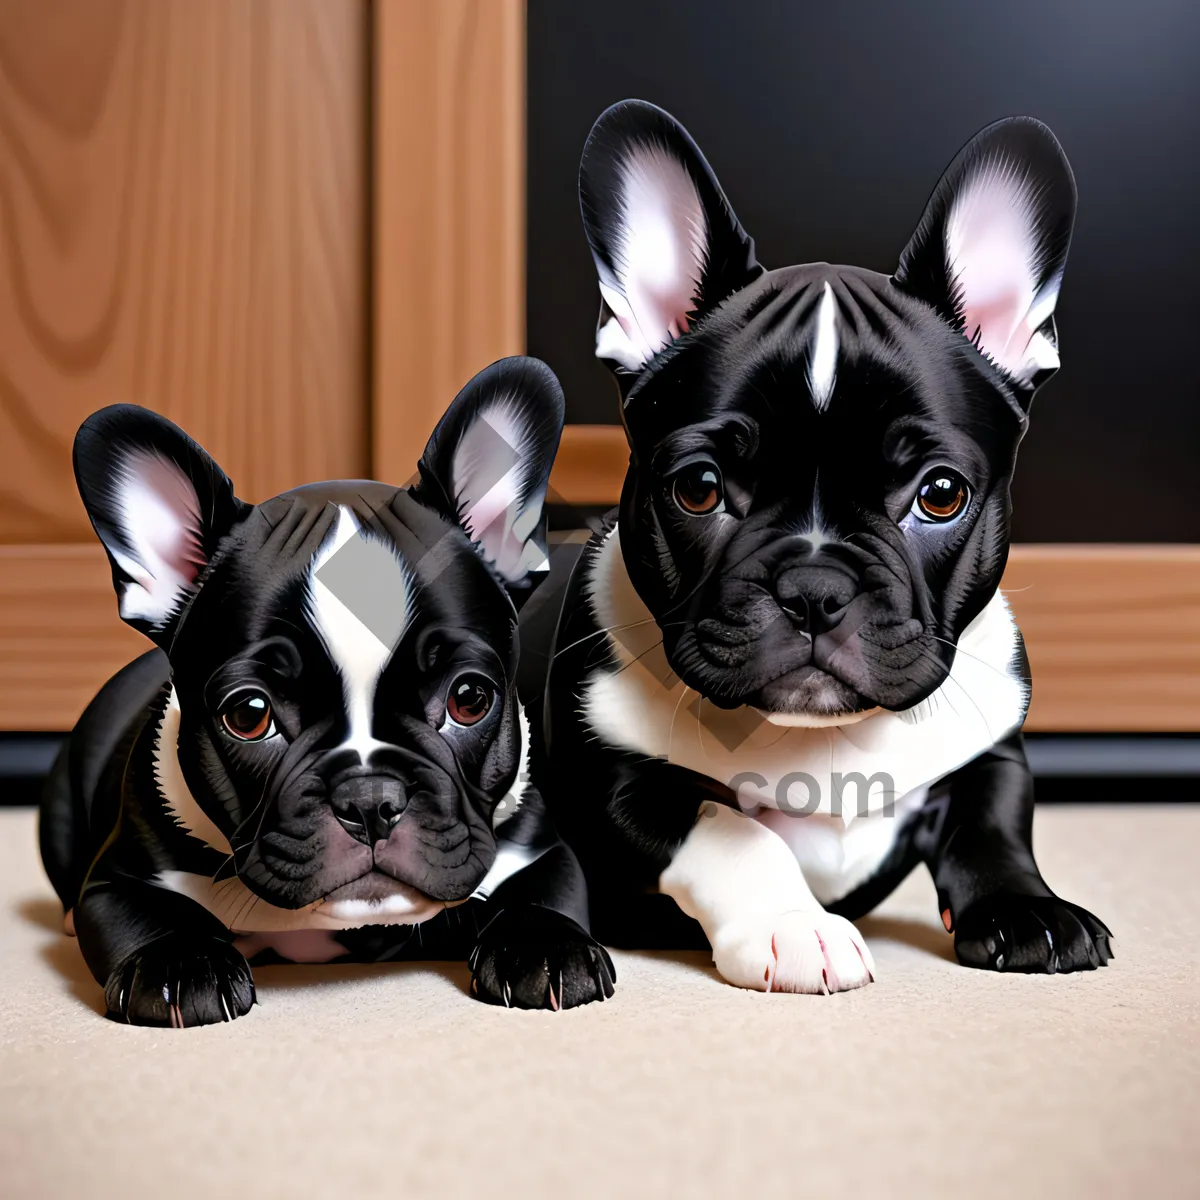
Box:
[713,911,875,994]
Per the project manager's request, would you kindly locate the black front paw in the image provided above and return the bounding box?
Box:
[105,935,256,1027]
[469,905,616,1011]
[954,892,1113,974]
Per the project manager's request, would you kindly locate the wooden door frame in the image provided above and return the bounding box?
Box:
[371,0,527,489]
[370,0,623,503]
[0,0,368,734]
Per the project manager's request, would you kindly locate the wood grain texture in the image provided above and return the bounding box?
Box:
[372,0,525,483]
[0,0,368,542]
[0,544,150,731]
[8,544,1200,732]
[1004,546,1200,732]
[549,424,629,505]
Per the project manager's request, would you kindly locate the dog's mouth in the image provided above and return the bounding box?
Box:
[760,706,883,728]
[671,629,882,724]
[750,664,877,725]
[317,870,459,924]
[678,598,943,720]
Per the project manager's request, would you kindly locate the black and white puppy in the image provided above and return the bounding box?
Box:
[41,357,615,1025]
[540,102,1111,993]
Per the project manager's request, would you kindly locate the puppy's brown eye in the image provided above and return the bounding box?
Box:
[672,464,724,516]
[220,692,274,741]
[446,676,494,727]
[914,469,970,523]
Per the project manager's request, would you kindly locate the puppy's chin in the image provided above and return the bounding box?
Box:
[317,871,459,926]
[752,666,880,728]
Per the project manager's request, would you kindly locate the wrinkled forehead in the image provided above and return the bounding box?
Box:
[208,488,512,660]
[632,264,1017,449]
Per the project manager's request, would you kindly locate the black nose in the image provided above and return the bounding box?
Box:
[330,773,407,844]
[779,599,811,632]
[776,575,854,635]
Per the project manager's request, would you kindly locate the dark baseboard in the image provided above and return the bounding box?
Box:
[1,734,60,807]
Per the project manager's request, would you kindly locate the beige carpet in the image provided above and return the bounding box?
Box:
[2,805,1197,1199]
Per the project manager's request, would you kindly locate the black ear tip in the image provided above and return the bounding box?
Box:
[75,401,144,441]
[582,98,692,169]
[71,404,235,511]
[983,113,1065,144]
[73,404,147,474]
[74,402,185,445]
[962,115,1075,187]
[589,98,673,134]
[72,404,196,473]
[498,355,565,414]
[466,355,565,426]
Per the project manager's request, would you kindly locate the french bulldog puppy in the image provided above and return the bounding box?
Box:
[539,102,1111,993]
[40,357,615,1025]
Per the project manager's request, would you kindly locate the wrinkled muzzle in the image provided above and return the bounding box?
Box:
[674,528,947,714]
[232,717,498,909]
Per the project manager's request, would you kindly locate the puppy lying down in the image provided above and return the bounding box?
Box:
[41,358,614,1025]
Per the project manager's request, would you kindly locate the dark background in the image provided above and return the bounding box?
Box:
[526,0,1200,542]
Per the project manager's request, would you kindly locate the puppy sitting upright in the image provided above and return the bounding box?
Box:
[41,357,615,1025]
[541,102,1111,992]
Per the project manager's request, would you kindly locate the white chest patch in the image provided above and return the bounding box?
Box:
[579,528,1028,903]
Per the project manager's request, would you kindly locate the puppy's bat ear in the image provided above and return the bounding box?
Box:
[73,405,248,647]
[412,357,564,605]
[579,100,764,388]
[893,117,1077,394]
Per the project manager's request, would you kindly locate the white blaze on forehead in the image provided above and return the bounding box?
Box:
[808,281,839,410]
[305,506,414,764]
[596,142,709,368]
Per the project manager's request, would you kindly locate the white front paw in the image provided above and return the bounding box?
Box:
[711,910,876,994]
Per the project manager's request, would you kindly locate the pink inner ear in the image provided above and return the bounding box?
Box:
[945,160,1049,378]
[122,451,206,586]
[610,144,708,362]
[961,287,1027,353]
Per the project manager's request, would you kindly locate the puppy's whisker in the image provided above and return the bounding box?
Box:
[213,774,273,881]
[232,892,260,934]
[943,672,995,742]
[927,633,1015,682]
[666,683,691,763]
[611,638,665,678]
[552,617,662,660]
[913,644,994,740]
[226,717,334,876]
[556,619,688,669]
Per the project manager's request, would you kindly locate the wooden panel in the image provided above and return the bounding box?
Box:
[548,424,628,505]
[549,424,628,505]
[0,0,368,543]
[0,544,150,731]
[1005,546,1200,732]
[372,0,525,482]
[8,543,1200,733]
